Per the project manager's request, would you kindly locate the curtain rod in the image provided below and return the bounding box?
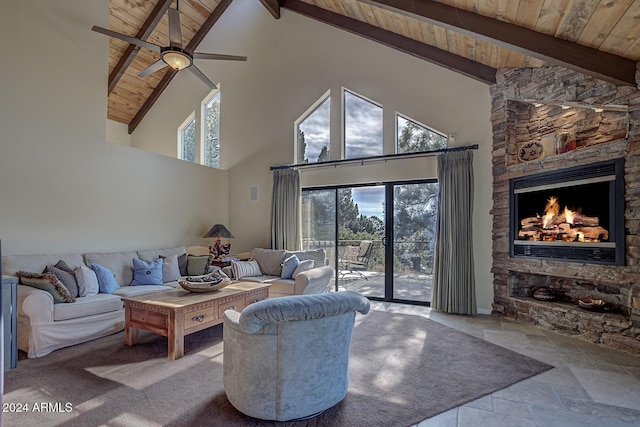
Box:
[270,144,479,171]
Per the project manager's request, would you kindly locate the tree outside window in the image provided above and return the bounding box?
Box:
[297,95,330,164]
[397,114,447,153]
[204,91,220,168]
[179,116,196,163]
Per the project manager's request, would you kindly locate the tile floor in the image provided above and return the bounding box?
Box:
[366,302,640,427]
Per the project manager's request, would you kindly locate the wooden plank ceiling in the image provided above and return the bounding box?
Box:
[105,0,640,133]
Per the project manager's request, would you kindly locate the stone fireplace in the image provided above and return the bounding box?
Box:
[510,158,625,265]
[490,66,640,353]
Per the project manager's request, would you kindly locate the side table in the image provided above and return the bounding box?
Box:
[2,276,18,370]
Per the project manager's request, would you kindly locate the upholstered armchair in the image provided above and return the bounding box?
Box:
[223,291,371,421]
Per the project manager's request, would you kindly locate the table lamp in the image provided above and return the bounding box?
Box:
[203,224,234,259]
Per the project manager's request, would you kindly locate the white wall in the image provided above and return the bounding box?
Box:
[0,0,227,255]
[131,0,494,311]
[107,120,131,146]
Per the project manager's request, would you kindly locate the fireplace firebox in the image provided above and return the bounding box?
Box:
[510,158,625,265]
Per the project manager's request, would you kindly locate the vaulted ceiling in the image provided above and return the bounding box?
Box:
[105,0,640,134]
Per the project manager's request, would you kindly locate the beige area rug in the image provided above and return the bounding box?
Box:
[3,311,551,427]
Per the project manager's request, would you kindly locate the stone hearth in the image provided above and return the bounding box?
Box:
[490,66,640,354]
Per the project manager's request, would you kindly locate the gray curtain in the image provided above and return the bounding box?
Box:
[271,168,301,250]
[432,150,476,315]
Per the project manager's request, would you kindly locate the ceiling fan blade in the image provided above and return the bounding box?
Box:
[138,59,168,77]
[188,65,217,90]
[91,26,161,52]
[193,52,247,61]
[168,7,182,48]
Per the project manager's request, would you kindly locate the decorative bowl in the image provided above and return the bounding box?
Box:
[179,278,231,293]
[578,298,606,310]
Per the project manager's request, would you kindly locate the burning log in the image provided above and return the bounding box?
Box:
[517,196,608,242]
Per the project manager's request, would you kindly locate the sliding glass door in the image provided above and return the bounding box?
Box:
[301,180,438,305]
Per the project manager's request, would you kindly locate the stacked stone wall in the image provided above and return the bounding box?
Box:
[490,66,640,353]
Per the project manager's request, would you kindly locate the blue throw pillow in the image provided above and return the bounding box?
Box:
[131,258,163,286]
[90,263,120,294]
[281,255,300,279]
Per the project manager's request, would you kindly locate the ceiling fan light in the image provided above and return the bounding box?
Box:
[162,50,191,70]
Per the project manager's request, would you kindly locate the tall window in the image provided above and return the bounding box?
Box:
[296,93,330,164]
[396,114,447,153]
[344,89,383,159]
[203,90,220,168]
[179,114,196,163]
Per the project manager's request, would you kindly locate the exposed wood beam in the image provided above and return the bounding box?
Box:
[128,0,235,134]
[108,0,172,94]
[359,0,638,87]
[259,0,281,19]
[281,0,496,84]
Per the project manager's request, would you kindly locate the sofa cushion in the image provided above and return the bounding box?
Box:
[2,254,85,278]
[131,258,164,286]
[187,255,213,276]
[251,248,286,276]
[75,265,99,297]
[286,249,326,268]
[161,255,182,283]
[84,251,137,287]
[53,293,123,321]
[137,246,187,262]
[281,255,299,279]
[43,264,79,298]
[90,263,120,294]
[232,260,262,279]
[17,271,76,303]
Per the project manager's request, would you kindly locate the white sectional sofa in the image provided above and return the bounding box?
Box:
[2,247,189,358]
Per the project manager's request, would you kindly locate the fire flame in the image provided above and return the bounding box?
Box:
[564,206,575,224]
[542,197,560,228]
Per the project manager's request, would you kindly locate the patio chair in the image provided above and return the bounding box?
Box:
[339,240,373,280]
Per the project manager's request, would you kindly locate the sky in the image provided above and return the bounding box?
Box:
[352,186,385,219]
[298,90,383,163]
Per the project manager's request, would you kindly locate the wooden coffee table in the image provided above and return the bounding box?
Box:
[121,281,269,360]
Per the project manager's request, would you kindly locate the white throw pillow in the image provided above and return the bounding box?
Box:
[292,259,315,278]
[232,260,262,279]
[161,254,182,282]
[75,264,100,297]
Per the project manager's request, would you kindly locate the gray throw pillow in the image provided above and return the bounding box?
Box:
[187,255,213,276]
[43,264,79,298]
[178,253,188,276]
[161,254,182,282]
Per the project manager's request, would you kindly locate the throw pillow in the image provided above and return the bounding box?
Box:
[281,255,300,279]
[54,259,74,273]
[90,263,120,294]
[231,260,262,279]
[131,258,163,286]
[187,255,213,276]
[74,265,99,297]
[177,252,188,276]
[292,259,315,278]
[17,271,75,303]
[43,264,79,298]
[251,248,286,276]
[161,254,182,283]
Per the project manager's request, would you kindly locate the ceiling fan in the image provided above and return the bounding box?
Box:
[91,1,246,90]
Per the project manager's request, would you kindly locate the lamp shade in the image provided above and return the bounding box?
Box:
[203,224,234,239]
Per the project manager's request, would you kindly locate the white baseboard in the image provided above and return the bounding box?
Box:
[477,307,492,315]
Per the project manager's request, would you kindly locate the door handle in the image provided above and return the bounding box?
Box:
[382,236,388,246]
